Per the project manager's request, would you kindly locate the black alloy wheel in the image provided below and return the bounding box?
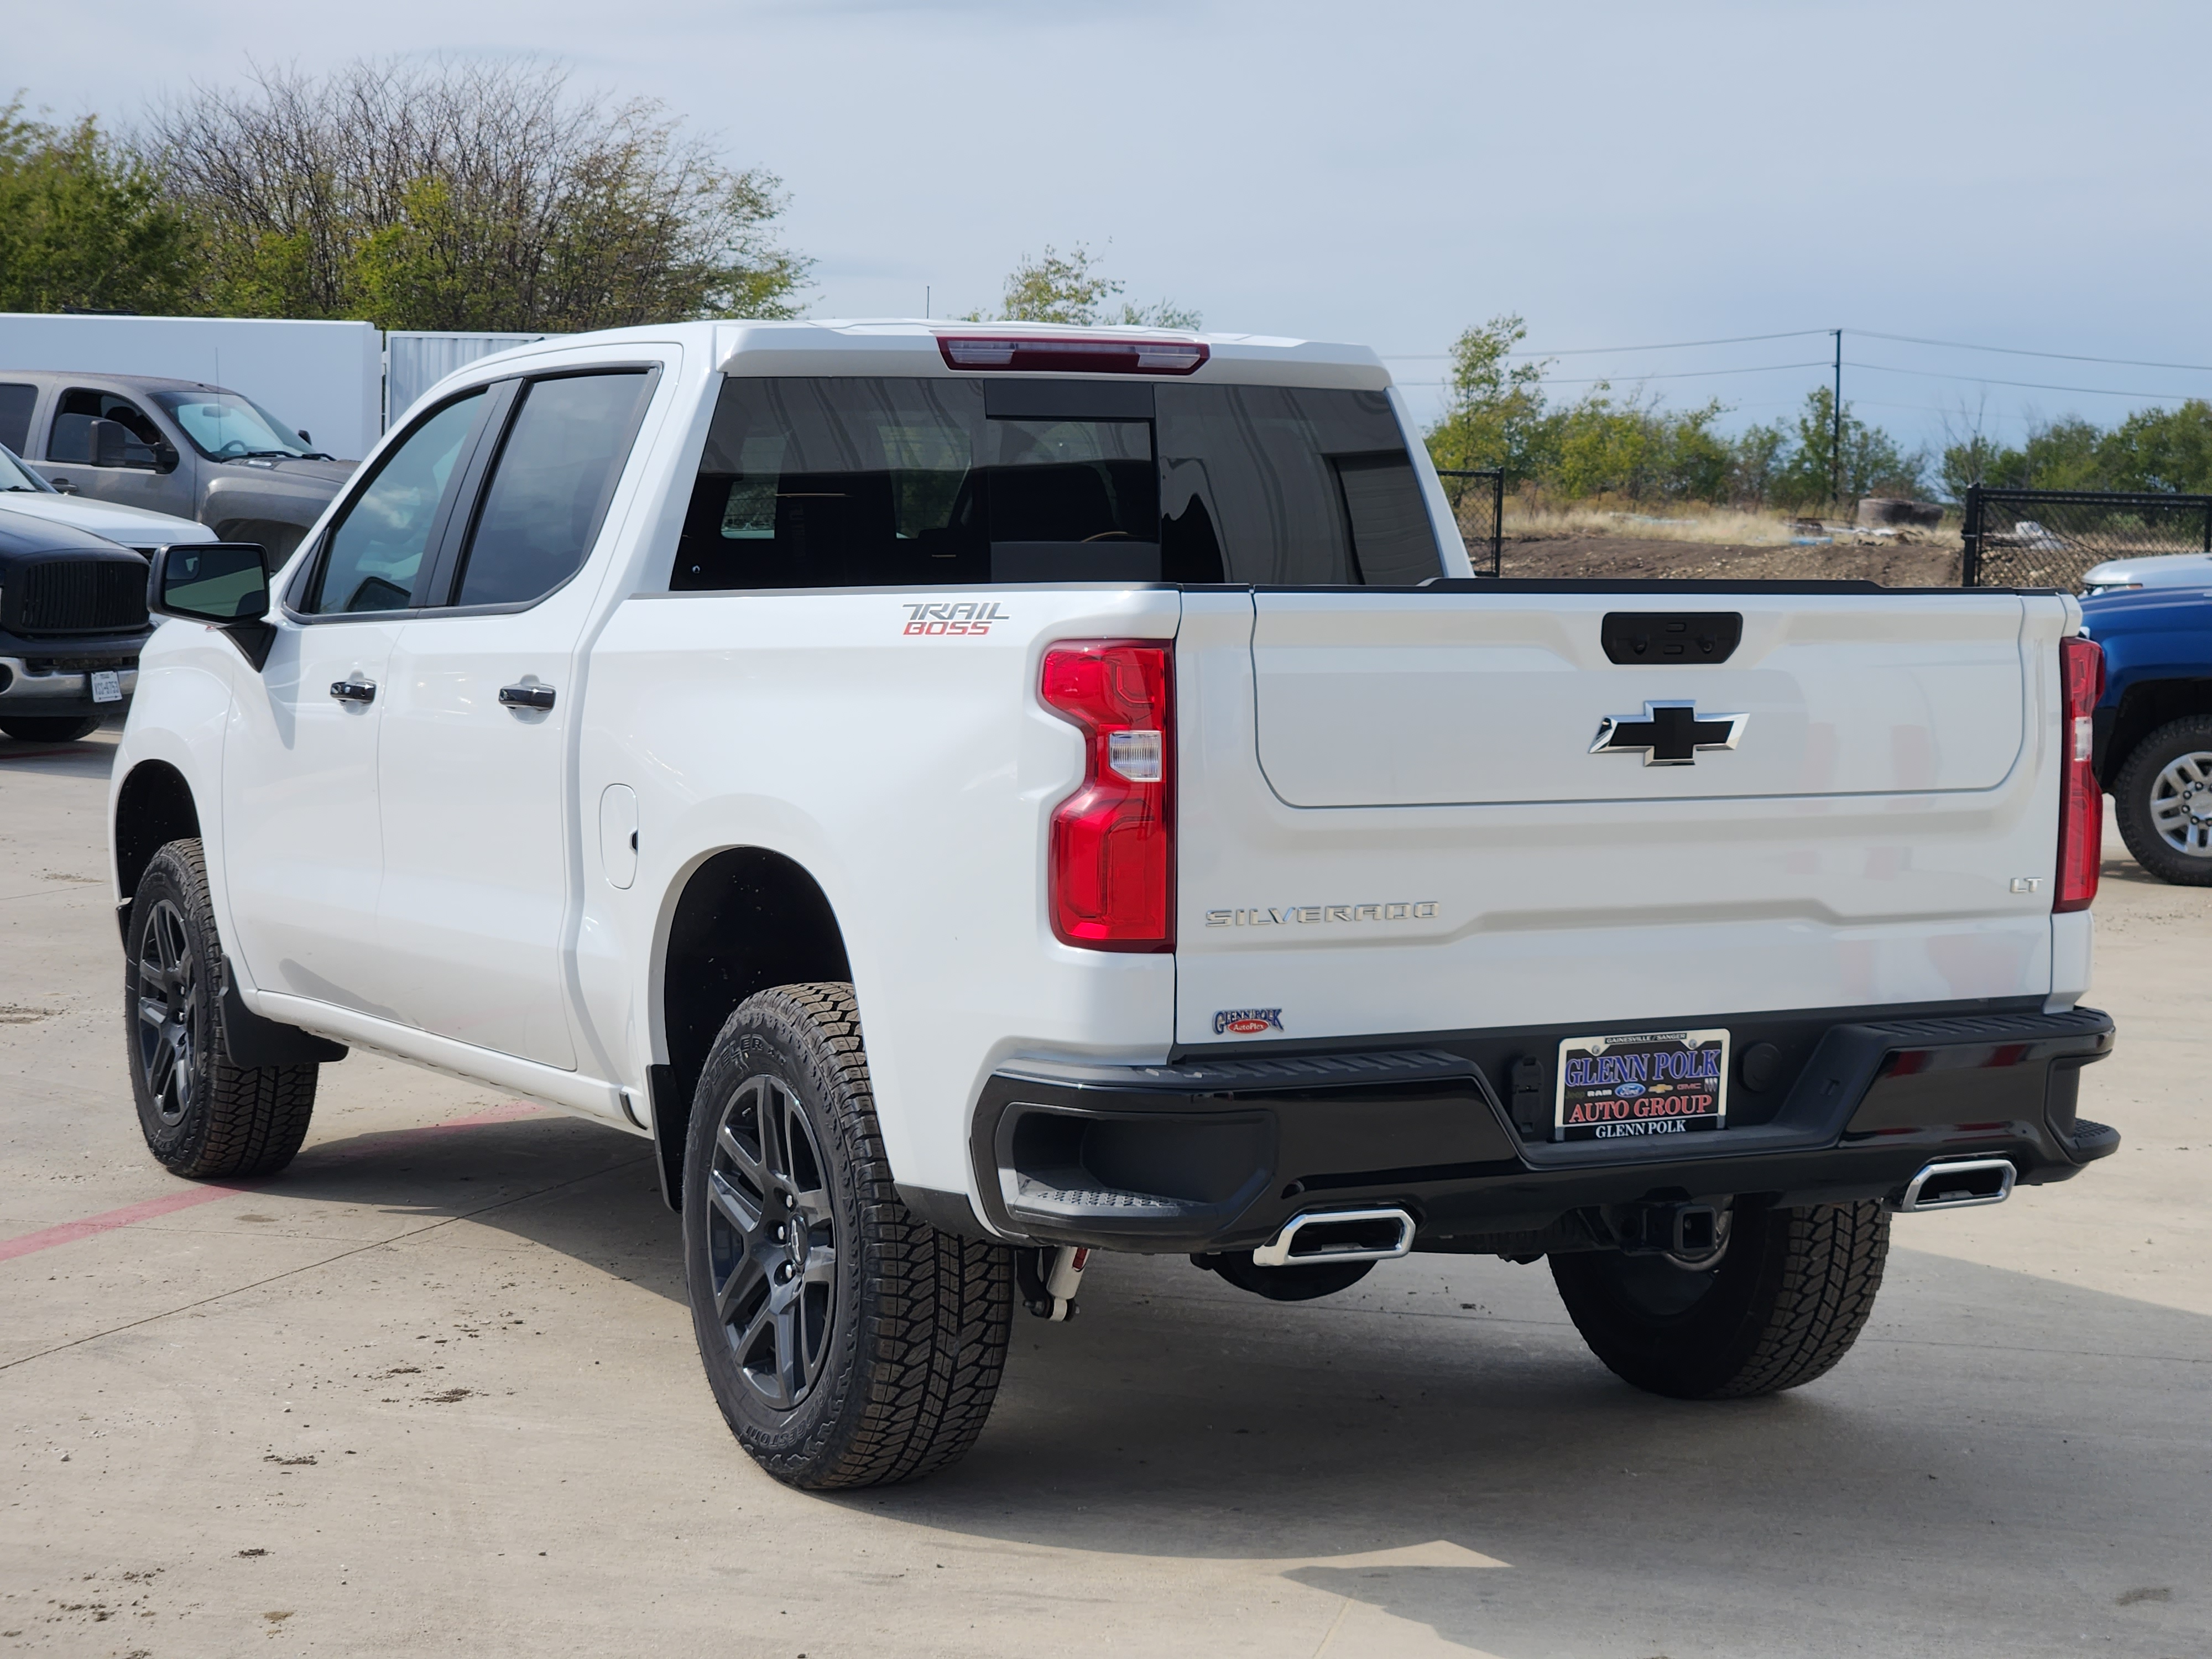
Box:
[124,839,320,1178]
[134,896,201,1130]
[682,983,1014,1488]
[703,1074,840,1411]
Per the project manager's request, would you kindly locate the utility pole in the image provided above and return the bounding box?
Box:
[1830,328,1843,514]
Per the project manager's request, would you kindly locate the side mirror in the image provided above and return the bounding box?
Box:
[91,418,130,468]
[147,542,276,670]
[296,429,312,445]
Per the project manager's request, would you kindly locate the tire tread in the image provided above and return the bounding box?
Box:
[129,839,318,1180]
[693,983,1011,1489]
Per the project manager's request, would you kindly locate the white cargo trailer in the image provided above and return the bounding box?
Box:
[0,314,383,460]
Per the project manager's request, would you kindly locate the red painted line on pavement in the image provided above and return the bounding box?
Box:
[0,1100,545,1265]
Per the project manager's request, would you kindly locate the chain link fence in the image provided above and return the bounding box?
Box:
[1434,468,1504,577]
[1962,485,2212,589]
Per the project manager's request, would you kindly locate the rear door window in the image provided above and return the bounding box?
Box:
[673,377,1436,590]
[444,371,655,609]
[0,384,35,455]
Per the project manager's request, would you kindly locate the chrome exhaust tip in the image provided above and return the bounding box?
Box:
[1251,1207,1416,1267]
[1898,1158,2016,1212]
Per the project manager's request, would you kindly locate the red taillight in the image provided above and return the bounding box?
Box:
[936,336,1208,375]
[2056,634,2105,912]
[1041,641,1173,951]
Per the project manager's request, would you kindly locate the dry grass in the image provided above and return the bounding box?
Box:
[1493,495,1961,551]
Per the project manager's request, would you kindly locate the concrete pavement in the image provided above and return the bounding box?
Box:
[3,730,2206,1658]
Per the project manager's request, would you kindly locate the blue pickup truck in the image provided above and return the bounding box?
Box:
[2081,585,2212,885]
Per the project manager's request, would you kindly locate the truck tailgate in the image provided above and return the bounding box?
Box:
[1173,587,2066,1050]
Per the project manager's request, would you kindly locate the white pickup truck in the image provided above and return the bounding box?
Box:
[112,320,2118,1488]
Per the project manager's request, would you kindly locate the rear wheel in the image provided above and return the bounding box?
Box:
[2112,714,2212,886]
[682,983,1014,1487]
[1,716,101,743]
[126,839,319,1178]
[1550,1199,1888,1398]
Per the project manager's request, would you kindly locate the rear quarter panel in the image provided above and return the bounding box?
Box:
[574,586,1182,1194]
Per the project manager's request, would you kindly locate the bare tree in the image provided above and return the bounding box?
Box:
[143,58,809,330]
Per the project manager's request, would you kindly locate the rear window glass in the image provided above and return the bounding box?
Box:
[672,377,1437,590]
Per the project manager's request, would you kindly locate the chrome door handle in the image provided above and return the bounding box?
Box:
[329,679,377,703]
[499,683,556,711]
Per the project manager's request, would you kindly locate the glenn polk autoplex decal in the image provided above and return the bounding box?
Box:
[902,600,1006,637]
[1214,1009,1284,1036]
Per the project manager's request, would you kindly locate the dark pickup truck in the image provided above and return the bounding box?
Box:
[0,514,152,742]
[0,371,354,561]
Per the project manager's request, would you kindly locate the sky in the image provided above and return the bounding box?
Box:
[17,0,2212,457]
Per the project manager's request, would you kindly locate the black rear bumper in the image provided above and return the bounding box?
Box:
[958,1002,2118,1253]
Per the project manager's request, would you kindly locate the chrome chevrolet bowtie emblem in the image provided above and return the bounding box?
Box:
[1590,701,1747,766]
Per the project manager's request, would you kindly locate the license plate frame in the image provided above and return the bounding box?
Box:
[90,670,122,705]
[1553,1027,1730,1142]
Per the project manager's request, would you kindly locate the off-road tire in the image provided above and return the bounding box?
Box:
[1550,1198,1888,1399]
[2111,714,2212,886]
[126,839,319,1178]
[1,716,101,743]
[682,983,1014,1488]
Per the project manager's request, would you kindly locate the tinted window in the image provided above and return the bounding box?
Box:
[676,378,1160,590]
[450,372,651,608]
[0,384,34,455]
[305,390,485,615]
[50,389,164,468]
[1156,384,1438,585]
[672,377,1436,590]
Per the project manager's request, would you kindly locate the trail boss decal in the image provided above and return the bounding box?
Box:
[1214,1008,1284,1036]
[1204,901,1438,927]
[902,600,1005,637]
[1553,1027,1730,1141]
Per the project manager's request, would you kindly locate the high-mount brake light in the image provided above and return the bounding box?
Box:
[2055,634,2105,913]
[1040,641,1174,951]
[936,336,1209,375]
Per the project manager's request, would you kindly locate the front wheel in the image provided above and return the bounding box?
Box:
[1,716,101,743]
[2112,714,2212,885]
[1550,1199,1888,1399]
[682,983,1014,1488]
[126,839,319,1178]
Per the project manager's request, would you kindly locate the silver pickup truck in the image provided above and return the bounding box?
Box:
[0,371,355,560]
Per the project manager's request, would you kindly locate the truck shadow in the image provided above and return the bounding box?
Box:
[0,730,119,779]
[263,1112,2210,1656]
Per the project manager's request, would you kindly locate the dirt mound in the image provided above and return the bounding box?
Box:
[1497,535,1962,587]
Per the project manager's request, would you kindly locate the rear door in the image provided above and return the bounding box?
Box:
[374,365,660,1068]
[1173,585,2060,1048]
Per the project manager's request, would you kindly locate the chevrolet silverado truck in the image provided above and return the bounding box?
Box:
[111,320,2118,1489]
